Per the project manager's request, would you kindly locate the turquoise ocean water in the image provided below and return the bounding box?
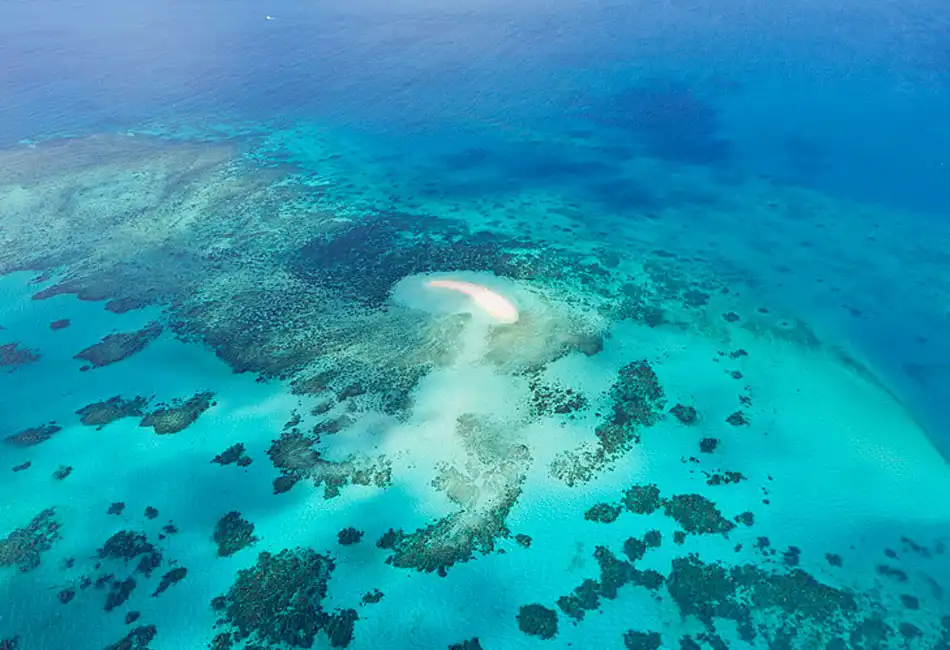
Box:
[2,0,950,648]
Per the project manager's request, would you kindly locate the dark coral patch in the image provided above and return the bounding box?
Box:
[212,548,358,648]
[584,503,622,523]
[528,378,588,417]
[557,547,664,623]
[73,322,162,369]
[623,484,663,514]
[448,639,482,650]
[670,404,697,424]
[103,625,156,650]
[726,411,749,426]
[105,577,137,611]
[551,360,666,485]
[212,443,251,466]
[337,527,364,546]
[0,342,40,368]
[517,604,558,640]
[0,508,61,572]
[49,319,70,330]
[267,425,390,499]
[663,494,736,535]
[76,396,148,429]
[666,553,868,646]
[153,567,187,597]
[623,630,662,650]
[213,512,258,557]
[4,423,61,447]
[97,531,162,577]
[140,391,213,434]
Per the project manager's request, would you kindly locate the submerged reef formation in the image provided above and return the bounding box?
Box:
[73,322,163,370]
[212,443,253,467]
[76,396,149,429]
[0,342,40,370]
[4,422,62,447]
[103,625,157,650]
[530,534,949,649]
[213,512,259,557]
[267,415,391,499]
[378,415,531,576]
[551,360,666,485]
[0,508,61,572]
[210,548,358,648]
[139,391,214,434]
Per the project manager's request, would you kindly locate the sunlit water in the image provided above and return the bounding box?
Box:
[2,1,949,649]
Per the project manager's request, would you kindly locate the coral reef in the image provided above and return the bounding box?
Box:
[623,631,662,650]
[670,404,697,424]
[665,554,875,646]
[4,423,61,447]
[73,322,162,369]
[448,639,483,650]
[361,589,383,605]
[76,396,149,429]
[0,508,61,572]
[49,318,70,330]
[104,577,136,611]
[103,625,156,650]
[379,416,530,576]
[267,423,391,499]
[97,531,163,577]
[0,342,40,369]
[517,604,558,639]
[153,567,187,596]
[556,547,664,622]
[211,548,358,648]
[212,443,252,467]
[584,503,622,523]
[337,528,363,546]
[551,360,666,485]
[527,377,588,417]
[140,391,214,434]
[213,512,258,557]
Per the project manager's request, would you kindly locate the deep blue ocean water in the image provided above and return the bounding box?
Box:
[2,1,950,648]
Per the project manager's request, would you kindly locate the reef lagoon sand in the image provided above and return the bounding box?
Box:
[1,129,949,650]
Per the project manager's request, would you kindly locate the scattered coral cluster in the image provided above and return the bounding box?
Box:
[551,360,667,485]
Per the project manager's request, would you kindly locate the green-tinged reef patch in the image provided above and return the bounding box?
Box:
[76,396,149,429]
[211,548,358,648]
[0,508,61,572]
[0,342,40,370]
[73,322,162,370]
[4,422,62,447]
[140,391,214,434]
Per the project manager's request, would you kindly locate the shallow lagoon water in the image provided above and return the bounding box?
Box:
[2,1,950,649]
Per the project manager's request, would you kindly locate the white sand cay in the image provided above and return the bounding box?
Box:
[425,279,520,325]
